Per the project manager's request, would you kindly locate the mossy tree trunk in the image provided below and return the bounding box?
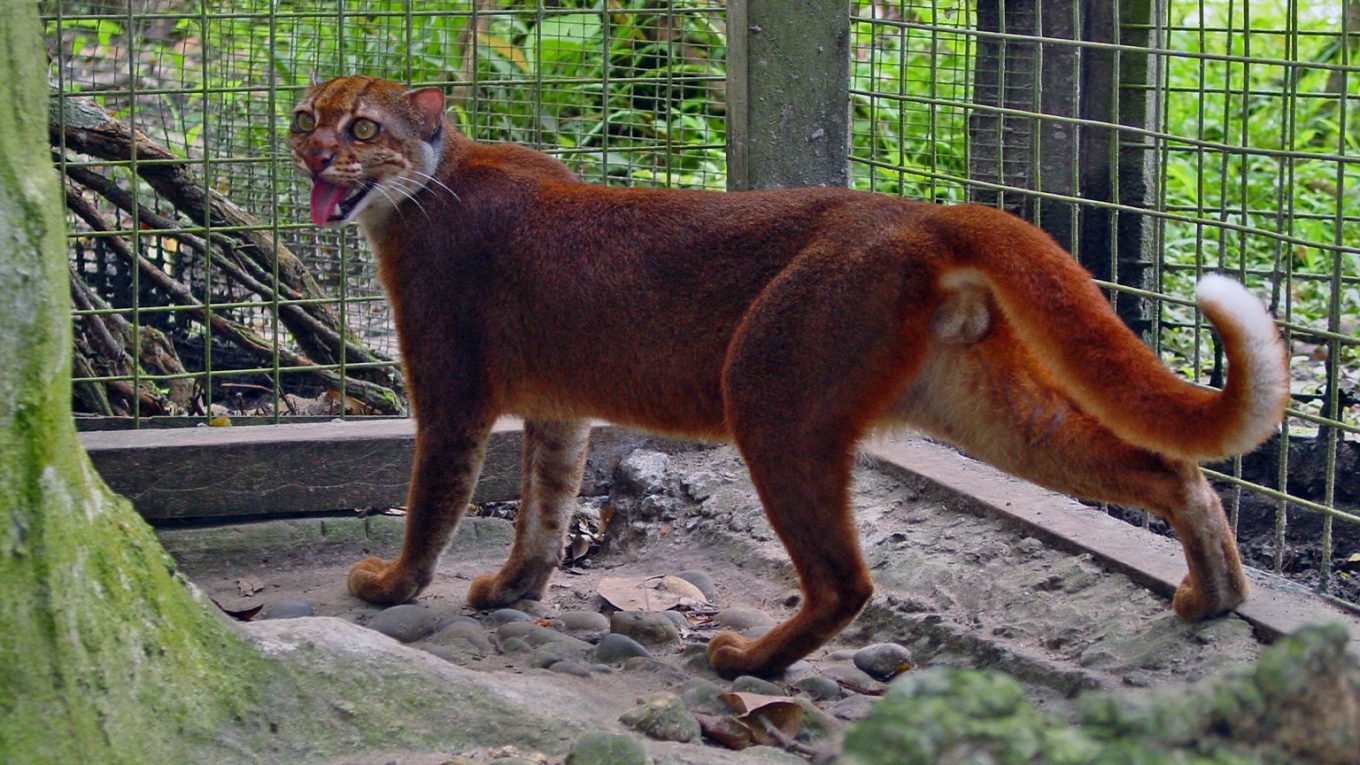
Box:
[0,4,266,762]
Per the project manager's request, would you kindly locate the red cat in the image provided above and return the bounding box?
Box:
[289,76,1288,678]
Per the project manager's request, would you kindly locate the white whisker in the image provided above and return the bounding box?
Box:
[407,169,461,203]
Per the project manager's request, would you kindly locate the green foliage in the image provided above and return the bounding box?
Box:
[839,624,1359,765]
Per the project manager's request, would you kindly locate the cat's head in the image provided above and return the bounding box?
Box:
[289,76,447,228]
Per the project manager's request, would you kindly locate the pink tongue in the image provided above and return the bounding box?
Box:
[309,179,347,226]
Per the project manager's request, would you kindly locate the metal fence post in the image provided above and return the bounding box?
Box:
[726,0,850,191]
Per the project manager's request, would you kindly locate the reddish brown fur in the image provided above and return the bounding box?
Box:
[291,77,1285,678]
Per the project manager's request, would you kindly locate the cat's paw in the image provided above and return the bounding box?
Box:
[707,631,759,679]
[1172,572,1246,622]
[347,556,421,605]
[466,573,526,610]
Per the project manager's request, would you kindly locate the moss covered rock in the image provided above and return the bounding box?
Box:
[839,624,1359,765]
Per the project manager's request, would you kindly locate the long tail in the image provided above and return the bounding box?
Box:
[934,204,1289,462]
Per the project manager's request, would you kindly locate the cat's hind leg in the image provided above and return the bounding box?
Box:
[707,240,935,678]
[897,317,1249,621]
[467,419,590,608]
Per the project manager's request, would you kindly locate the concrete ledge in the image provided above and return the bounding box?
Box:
[80,418,669,522]
[865,434,1360,655]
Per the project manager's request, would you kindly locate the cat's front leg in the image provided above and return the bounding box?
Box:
[467,419,590,608]
[348,421,493,605]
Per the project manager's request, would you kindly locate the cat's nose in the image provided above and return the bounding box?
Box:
[304,149,335,175]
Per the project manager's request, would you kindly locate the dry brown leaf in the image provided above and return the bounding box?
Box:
[597,574,708,612]
[719,692,805,746]
[695,713,753,750]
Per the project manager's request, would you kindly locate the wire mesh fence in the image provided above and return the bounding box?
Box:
[851,0,1360,606]
[45,0,726,422]
[44,1,1358,604]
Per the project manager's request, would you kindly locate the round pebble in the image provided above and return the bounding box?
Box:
[500,636,532,654]
[366,604,443,643]
[672,570,718,601]
[713,607,774,631]
[609,611,680,646]
[532,641,587,669]
[595,633,653,663]
[827,694,877,721]
[497,621,536,641]
[853,642,913,680]
[659,610,689,632]
[524,626,592,651]
[619,692,700,743]
[679,677,728,715]
[261,600,314,620]
[822,664,880,690]
[489,608,534,625]
[558,610,610,634]
[794,676,843,701]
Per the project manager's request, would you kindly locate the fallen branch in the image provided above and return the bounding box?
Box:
[64,180,403,415]
[50,93,399,391]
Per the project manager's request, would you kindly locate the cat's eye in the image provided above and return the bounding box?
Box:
[351,118,380,141]
[292,112,316,132]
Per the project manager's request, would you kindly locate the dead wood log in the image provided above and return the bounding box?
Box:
[63,181,404,415]
[69,263,185,416]
[49,93,399,391]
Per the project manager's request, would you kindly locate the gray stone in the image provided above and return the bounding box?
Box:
[261,600,314,620]
[610,611,681,647]
[732,675,785,696]
[565,733,651,765]
[794,676,843,701]
[531,641,588,669]
[366,604,444,643]
[497,621,536,642]
[428,621,493,655]
[822,664,881,692]
[680,471,725,502]
[595,633,653,663]
[558,610,610,635]
[619,693,701,743]
[548,660,593,677]
[672,569,719,601]
[500,637,531,654]
[827,693,877,721]
[617,449,671,496]
[679,677,729,715]
[524,626,592,652]
[659,610,689,632]
[489,608,534,625]
[853,642,913,680]
[713,607,775,631]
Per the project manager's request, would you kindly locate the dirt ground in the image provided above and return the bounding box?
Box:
[158,442,1278,763]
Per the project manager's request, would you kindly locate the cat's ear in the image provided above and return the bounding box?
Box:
[310,71,322,87]
[404,87,447,140]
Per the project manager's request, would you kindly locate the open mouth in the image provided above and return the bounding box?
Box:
[309,178,375,226]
